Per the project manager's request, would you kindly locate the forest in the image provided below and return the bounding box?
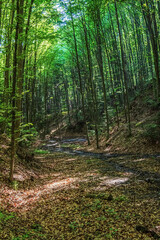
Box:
[0,0,160,239]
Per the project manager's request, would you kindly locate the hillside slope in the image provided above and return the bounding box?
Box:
[49,88,160,155]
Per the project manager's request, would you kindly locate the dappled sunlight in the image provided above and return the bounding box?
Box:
[0,178,78,212]
[34,156,45,160]
[0,171,130,212]
[65,158,77,162]
[133,158,146,162]
[94,177,129,191]
[76,170,99,178]
[9,167,38,182]
[51,128,59,135]
[120,172,133,177]
[104,146,112,152]
[12,174,26,181]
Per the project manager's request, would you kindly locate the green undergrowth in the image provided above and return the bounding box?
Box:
[34,149,50,154]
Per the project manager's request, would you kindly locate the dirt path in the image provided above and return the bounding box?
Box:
[0,138,159,239]
[1,138,159,212]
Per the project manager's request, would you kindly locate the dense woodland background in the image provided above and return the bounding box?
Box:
[0,0,160,180]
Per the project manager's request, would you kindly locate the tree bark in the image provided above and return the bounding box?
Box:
[94,5,109,139]
[82,16,99,148]
[10,0,20,181]
[69,0,90,145]
[115,0,131,136]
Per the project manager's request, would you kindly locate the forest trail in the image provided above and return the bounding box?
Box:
[1,0,160,238]
[1,138,160,213]
[0,137,160,239]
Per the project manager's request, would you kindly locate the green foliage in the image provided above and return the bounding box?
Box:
[34,149,50,154]
[105,208,117,216]
[114,195,128,202]
[69,221,78,231]
[135,121,144,127]
[145,98,159,110]
[0,212,14,223]
[91,199,102,210]
[88,130,95,137]
[12,181,19,191]
[143,123,160,142]
[0,105,12,134]
[18,123,38,146]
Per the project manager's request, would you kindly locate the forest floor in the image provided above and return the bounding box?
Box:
[0,135,160,240]
[0,90,160,239]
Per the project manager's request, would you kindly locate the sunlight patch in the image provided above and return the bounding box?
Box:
[100,177,129,185]
[133,158,145,162]
[94,177,129,191]
[0,178,77,212]
[65,158,77,162]
[13,174,26,181]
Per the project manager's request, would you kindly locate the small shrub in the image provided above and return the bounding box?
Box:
[18,123,38,146]
[12,180,19,190]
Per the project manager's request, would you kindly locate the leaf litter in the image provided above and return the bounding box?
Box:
[0,149,160,239]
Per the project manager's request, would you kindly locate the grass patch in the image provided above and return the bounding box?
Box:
[34,149,50,154]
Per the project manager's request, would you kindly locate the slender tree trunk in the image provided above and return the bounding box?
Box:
[99,20,119,128]
[108,5,127,121]
[115,0,131,136]
[10,0,20,182]
[15,0,24,140]
[22,0,34,70]
[31,44,37,123]
[63,70,71,125]
[141,0,160,101]
[69,0,90,145]
[94,6,109,139]
[4,0,15,130]
[82,17,99,148]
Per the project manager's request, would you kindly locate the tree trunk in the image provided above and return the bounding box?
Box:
[94,6,109,139]
[141,0,160,101]
[10,0,20,181]
[15,0,24,140]
[115,0,131,136]
[82,16,99,148]
[4,0,15,130]
[69,0,90,145]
